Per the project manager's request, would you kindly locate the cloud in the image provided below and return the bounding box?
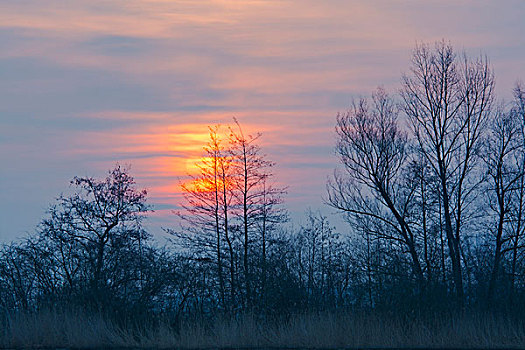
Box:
[1,0,524,240]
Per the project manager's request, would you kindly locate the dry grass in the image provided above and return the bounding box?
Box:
[1,309,525,349]
[0,310,133,348]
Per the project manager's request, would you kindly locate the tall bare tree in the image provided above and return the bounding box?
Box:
[328,88,425,289]
[508,82,525,301]
[175,122,287,311]
[484,105,524,304]
[401,41,494,302]
[174,126,230,308]
[228,118,286,308]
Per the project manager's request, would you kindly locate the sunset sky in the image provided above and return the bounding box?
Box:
[1,1,525,241]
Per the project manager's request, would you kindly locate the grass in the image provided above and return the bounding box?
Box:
[1,309,525,348]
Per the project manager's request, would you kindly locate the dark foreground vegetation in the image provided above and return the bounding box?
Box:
[3,310,525,348]
[1,41,525,348]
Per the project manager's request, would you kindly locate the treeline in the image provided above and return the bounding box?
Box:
[0,164,349,320]
[328,41,525,309]
[1,41,525,327]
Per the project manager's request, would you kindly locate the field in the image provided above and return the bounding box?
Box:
[2,310,525,349]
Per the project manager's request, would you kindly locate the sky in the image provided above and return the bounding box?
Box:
[1,0,525,242]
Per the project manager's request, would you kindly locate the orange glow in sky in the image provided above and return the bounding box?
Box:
[1,0,525,239]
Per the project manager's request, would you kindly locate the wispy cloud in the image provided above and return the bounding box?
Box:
[1,0,524,239]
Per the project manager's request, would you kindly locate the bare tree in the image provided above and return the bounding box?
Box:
[0,165,158,313]
[229,119,264,308]
[483,104,524,304]
[39,165,150,297]
[228,118,287,308]
[401,41,494,303]
[174,126,231,308]
[0,243,36,310]
[295,210,341,308]
[175,121,287,311]
[327,88,425,289]
[255,177,288,308]
[508,82,525,301]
